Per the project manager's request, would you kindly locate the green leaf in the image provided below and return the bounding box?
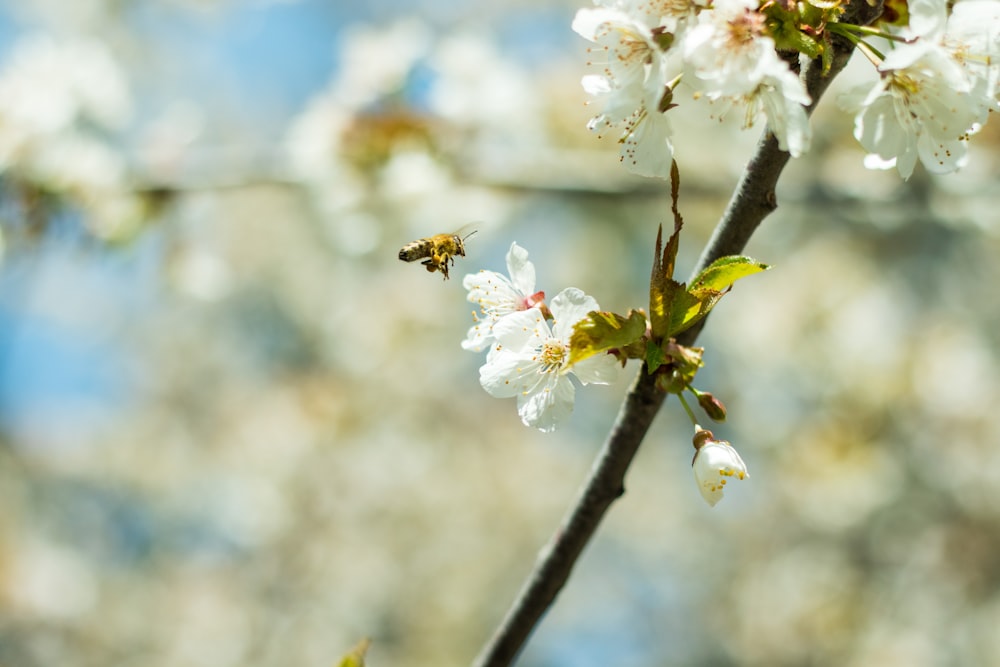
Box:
[645,339,666,373]
[649,221,684,340]
[667,255,769,335]
[568,309,647,367]
[667,288,704,337]
[690,255,770,294]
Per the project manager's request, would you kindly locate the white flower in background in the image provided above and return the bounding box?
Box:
[427,31,540,135]
[582,73,675,178]
[942,1,1000,118]
[618,102,675,177]
[0,35,131,168]
[642,0,707,33]
[462,242,543,353]
[691,426,748,507]
[574,8,663,104]
[901,0,948,40]
[333,19,431,110]
[896,0,998,114]
[844,39,984,179]
[574,7,676,178]
[842,0,999,178]
[0,34,139,238]
[595,0,706,34]
[480,287,621,432]
[681,0,775,99]
[678,0,813,155]
[739,58,812,157]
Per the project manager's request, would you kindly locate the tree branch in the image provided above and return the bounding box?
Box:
[472,44,855,667]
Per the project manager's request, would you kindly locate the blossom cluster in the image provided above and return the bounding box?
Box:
[462,241,751,506]
[0,35,141,236]
[841,0,1000,178]
[462,243,620,432]
[574,0,813,179]
[575,0,1000,180]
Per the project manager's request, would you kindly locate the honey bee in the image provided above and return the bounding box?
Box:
[398,228,476,280]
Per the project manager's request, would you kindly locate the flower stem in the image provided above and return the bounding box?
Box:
[678,392,698,425]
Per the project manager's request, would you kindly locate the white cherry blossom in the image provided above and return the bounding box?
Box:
[618,102,675,177]
[845,40,984,179]
[702,48,812,157]
[681,0,775,99]
[745,63,812,157]
[843,0,999,178]
[677,0,811,156]
[462,243,542,353]
[479,288,621,432]
[597,0,707,33]
[942,0,1000,119]
[573,7,663,105]
[574,7,676,178]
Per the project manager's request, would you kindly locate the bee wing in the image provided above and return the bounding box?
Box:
[455,222,480,240]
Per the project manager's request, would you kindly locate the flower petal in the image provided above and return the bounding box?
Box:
[517,374,575,432]
[549,287,600,340]
[571,352,621,385]
[479,350,531,398]
[462,321,491,352]
[505,242,536,297]
[493,308,549,350]
[692,440,748,507]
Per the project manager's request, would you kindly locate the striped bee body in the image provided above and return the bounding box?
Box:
[398,230,474,280]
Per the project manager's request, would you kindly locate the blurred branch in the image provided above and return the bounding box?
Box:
[472,44,855,667]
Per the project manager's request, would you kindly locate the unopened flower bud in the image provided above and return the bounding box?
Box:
[691,425,748,507]
[696,391,727,422]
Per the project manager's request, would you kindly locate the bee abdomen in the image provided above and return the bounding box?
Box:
[399,240,431,262]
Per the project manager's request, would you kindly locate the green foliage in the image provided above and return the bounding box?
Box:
[572,158,768,383]
[569,309,647,367]
[563,218,768,379]
[649,220,684,341]
[679,255,770,334]
[644,339,667,372]
[649,224,768,337]
[765,2,824,59]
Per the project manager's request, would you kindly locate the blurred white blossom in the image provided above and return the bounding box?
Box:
[427,32,540,135]
[0,34,139,236]
[334,19,431,111]
[612,0,706,32]
[945,0,1000,104]
[0,34,130,172]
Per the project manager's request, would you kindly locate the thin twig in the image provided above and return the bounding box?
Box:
[472,43,855,667]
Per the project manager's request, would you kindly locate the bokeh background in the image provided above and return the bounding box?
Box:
[2,1,1000,666]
